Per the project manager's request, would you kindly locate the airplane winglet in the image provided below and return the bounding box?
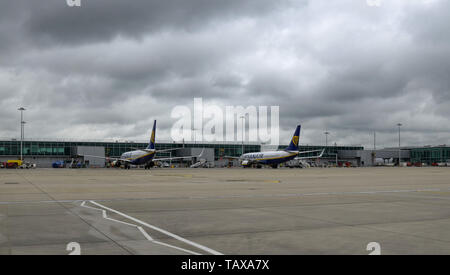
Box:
[318,149,325,158]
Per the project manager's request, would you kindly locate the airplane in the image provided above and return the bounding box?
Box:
[228,125,324,169]
[80,120,204,169]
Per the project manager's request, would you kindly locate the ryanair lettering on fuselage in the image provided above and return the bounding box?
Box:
[246,153,265,159]
[241,151,298,164]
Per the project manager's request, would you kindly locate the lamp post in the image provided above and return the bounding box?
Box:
[323,131,330,167]
[192,127,197,144]
[397,123,402,167]
[373,132,376,150]
[324,131,330,147]
[18,107,26,161]
[240,115,245,155]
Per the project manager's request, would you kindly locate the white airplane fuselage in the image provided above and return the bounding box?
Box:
[240,150,298,166]
[120,150,156,166]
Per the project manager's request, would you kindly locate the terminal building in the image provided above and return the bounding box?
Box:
[0,138,448,168]
[338,146,450,167]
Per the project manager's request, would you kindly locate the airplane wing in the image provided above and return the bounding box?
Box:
[77,154,133,163]
[127,147,147,151]
[295,149,325,160]
[128,148,183,153]
[153,148,205,162]
[298,149,324,154]
[155,148,184,153]
[153,156,196,161]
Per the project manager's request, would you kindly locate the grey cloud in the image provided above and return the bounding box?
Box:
[16,0,289,45]
[403,1,450,45]
[212,73,244,89]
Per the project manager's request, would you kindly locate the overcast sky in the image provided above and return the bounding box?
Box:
[1,0,449,148]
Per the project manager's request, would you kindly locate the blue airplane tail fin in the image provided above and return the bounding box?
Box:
[147,120,156,149]
[285,125,301,151]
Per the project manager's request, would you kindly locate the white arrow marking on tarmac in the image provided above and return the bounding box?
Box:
[80,201,203,255]
[89,200,223,255]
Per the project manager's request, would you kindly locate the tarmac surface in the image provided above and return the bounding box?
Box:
[0,167,449,255]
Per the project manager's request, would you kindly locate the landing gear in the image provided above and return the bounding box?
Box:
[271,164,278,169]
[144,161,155,170]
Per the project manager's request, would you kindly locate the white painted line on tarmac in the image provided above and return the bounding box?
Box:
[104,215,139,227]
[80,201,202,255]
[81,201,140,227]
[152,240,201,255]
[137,226,154,241]
[90,200,223,255]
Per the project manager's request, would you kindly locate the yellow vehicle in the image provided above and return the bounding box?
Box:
[6,160,23,168]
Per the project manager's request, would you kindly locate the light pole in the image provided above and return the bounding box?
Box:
[397,123,402,167]
[18,107,26,161]
[324,131,330,147]
[240,115,245,155]
[323,131,330,167]
[373,132,376,150]
[192,127,197,144]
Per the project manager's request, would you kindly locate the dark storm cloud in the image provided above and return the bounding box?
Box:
[16,0,289,45]
[1,0,449,147]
